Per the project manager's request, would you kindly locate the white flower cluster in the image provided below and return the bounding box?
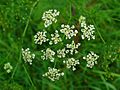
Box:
[43,67,64,81]
[79,15,86,27]
[63,58,80,71]
[41,48,55,62]
[83,51,99,68]
[49,30,62,45]
[57,48,66,58]
[66,41,80,55]
[22,48,35,65]
[79,15,95,40]
[31,10,99,81]
[4,62,13,73]
[60,24,78,39]
[42,9,60,27]
[34,31,49,45]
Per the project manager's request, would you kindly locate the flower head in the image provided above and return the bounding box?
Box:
[4,62,13,73]
[66,41,80,55]
[60,24,78,39]
[34,31,49,45]
[63,58,80,71]
[79,15,95,40]
[43,67,64,81]
[83,51,99,68]
[42,9,60,27]
[22,48,35,65]
[49,30,62,45]
[81,25,95,40]
[79,15,86,27]
[57,48,66,58]
[41,48,55,62]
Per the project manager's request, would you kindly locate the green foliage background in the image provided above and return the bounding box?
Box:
[0,0,120,90]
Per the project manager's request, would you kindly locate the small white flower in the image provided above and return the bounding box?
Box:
[57,48,66,58]
[41,48,55,62]
[43,67,64,81]
[34,31,49,45]
[66,41,80,55]
[22,48,35,65]
[63,58,80,71]
[65,50,69,54]
[83,51,99,68]
[4,62,13,73]
[60,24,78,39]
[42,9,60,27]
[49,30,62,45]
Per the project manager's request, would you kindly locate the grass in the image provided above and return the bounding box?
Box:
[0,0,120,90]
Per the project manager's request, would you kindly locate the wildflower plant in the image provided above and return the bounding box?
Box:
[1,0,120,89]
[23,9,99,81]
[21,9,99,81]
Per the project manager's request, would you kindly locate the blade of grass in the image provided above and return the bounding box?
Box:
[92,70,120,77]
[23,64,35,89]
[100,74,109,90]
[10,46,22,79]
[91,19,106,44]
[22,0,40,39]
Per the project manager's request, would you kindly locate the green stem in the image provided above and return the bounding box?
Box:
[112,18,120,22]
[11,62,19,79]
[54,60,57,68]
[23,64,35,88]
[92,19,106,44]
[68,1,72,24]
[100,74,109,90]
[92,70,120,77]
[11,50,22,79]
[22,0,40,41]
